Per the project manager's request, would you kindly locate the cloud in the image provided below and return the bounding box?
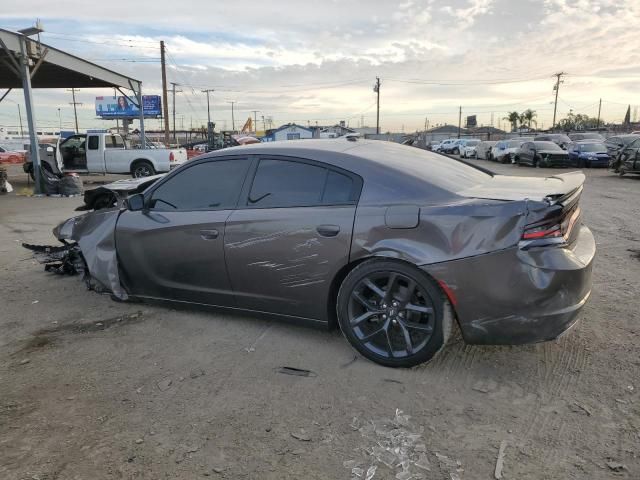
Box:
[1,0,639,131]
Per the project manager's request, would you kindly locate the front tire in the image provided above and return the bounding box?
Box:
[337,259,452,368]
[131,160,155,178]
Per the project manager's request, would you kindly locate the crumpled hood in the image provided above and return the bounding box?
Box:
[53,209,128,300]
[458,171,584,202]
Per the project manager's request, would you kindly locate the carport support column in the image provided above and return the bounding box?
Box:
[18,35,43,194]
[136,84,145,148]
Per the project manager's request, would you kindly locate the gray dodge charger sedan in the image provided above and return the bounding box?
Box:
[35,138,595,367]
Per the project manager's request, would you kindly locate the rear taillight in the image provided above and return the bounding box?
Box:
[522,206,580,242]
[169,152,175,162]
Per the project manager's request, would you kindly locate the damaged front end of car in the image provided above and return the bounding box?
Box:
[23,209,129,300]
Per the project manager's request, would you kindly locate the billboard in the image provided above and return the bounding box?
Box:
[466,115,477,128]
[95,95,162,119]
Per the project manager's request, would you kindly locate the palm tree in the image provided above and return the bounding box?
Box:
[503,111,520,132]
[521,109,537,129]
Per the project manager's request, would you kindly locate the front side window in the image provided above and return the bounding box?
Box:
[247,159,357,208]
[150,158,250,211]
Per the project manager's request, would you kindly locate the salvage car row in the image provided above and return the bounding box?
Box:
[433,133,640,172]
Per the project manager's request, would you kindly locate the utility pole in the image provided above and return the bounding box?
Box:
[596,98,602,129]
[171,82,181,143]
[551,72,565,130]
[228,101,236,132]
[18,104,24,136]
[57,108,61,132]
[202,88,214,148]
[261,115,266,132]
[374,77,381,134]
[113,88,119,134]
[68,88,82,133]
[458,106,462,138]
[251,110,259,133]
[160,41,170,146]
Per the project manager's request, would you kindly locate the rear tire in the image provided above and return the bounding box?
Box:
[131,160,155,178]
[337,259,452,368]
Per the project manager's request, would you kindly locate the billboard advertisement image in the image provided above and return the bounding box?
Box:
[95,95,162,119]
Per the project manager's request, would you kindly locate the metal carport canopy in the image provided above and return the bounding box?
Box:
[0,27,145,193]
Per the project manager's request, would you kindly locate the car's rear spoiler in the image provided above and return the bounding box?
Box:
[543,171,585,206]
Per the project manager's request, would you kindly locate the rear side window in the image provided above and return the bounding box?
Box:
[248,159,357,208]
[323,170,354,204]
[88,136,99,150]
[150,158,250,210]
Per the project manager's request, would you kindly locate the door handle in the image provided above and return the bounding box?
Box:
[316,224,340,237]
[200,229,219,240]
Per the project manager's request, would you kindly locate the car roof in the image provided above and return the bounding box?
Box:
[205,139,491,202]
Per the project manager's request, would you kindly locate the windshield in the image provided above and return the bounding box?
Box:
[621,135,640,146]
[580,143,606,152]
[533,141,563,151]
[507,140,523,148]
[466,140,480,146]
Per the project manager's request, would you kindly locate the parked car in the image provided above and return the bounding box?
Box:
[567,142,610,168]
[533,134,571,150]
[475,141,496,160]
[0,145,25,164]
[437,138,460,154]
[458,139,481,158]
[76,174,165,211]
[515,141,571,167]
[491,139,528,163]
[426,141,440,151]
[23,132,187,179]
[568,132,605,142]
[612,137,640,176]
[604,134,640,158]
[26,138,595,368]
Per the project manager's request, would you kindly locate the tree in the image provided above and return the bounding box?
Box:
[557,113,601,131]
[503,111,520,132]
[521,109,537,129]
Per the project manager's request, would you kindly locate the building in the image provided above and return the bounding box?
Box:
[262,123,314,142]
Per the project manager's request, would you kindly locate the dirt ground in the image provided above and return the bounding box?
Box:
[1,161,639,480]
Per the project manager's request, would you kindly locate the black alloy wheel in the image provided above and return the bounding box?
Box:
[337,259,451,368]
[132,161,155,178]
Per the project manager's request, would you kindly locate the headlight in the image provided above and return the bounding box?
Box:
[53,216,83,240]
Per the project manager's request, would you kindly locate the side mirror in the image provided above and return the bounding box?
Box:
[127,193,145,211]
[46,146,54,153]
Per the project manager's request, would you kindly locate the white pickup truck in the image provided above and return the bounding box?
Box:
[23,132,187,178]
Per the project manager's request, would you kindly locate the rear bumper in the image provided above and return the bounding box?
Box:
[422,225,595,345]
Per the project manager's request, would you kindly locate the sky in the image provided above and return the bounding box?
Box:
[1,0,639,133]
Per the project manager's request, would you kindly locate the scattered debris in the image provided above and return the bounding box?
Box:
[627,385,634,392]
[615,399,628,404]
[472,379,498,393]
[340,355,358,368]
[606,460,627,472]
[190,368,205,379]
[290,430,312,441]
[365,465,377,480]
[157,378,173,391]
[211,466,225,474]
[31,300,39,304]
[494,440,508,479]
[135,438,144,444]
[345,409,463,480]
[628,249,640,261]
[276,366,316,377]
[382,378,403,385]
[569,403,592,416]
[244,324,272,352]
[19,359,30,365]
